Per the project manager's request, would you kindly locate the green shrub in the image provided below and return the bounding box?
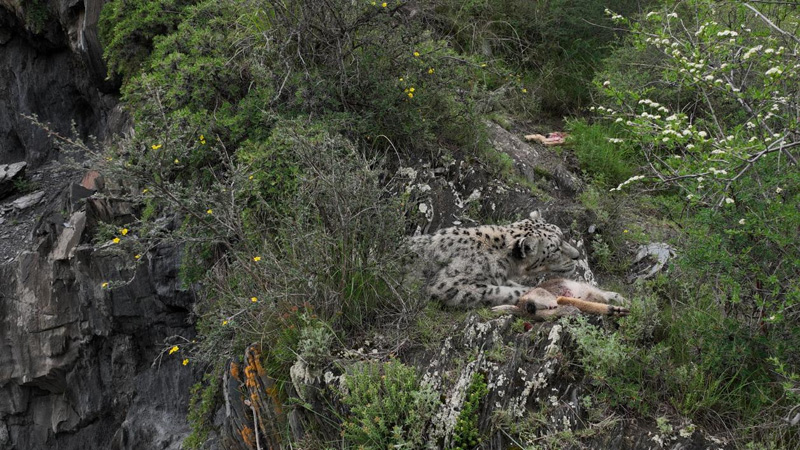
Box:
[341,360,439,448]
[451,372,489,450]
[184,368,222,449]
[431,0,645,114]
[99,0,197,79]
[567,119,637,188]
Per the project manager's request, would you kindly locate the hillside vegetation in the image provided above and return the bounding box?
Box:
[90,0,799,447]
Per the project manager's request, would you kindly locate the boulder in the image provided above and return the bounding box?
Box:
[0,161,26,199]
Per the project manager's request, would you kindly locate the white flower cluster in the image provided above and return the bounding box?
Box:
[708,167,728,176]
[604,8,624,21]
[610,175,646,192]
[716,30,738,37]
[607,138,624,144]
[743,45,762,60]
[765,67,783,76]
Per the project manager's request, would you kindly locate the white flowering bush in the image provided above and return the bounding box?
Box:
[583,2,800,444]
[597,1,798,205]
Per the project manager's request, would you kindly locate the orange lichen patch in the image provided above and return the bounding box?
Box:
[241,425,256,448]
[230,362,241,381]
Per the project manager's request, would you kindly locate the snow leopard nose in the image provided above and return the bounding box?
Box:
[562,242,580,259]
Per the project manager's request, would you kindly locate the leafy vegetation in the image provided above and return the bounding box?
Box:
[85,0,800,447]
[341,360,439,448]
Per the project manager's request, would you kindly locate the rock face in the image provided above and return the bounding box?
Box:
[0,181,198,449]
[0,0,115,166]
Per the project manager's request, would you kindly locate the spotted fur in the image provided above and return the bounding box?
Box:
[407,211,580,309]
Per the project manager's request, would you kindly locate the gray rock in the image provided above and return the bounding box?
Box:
[10,190,44,210]
[0,0,115,167]
[486,121,583,194]
[0,161,26,199]
[628,242,677,282]
[51,210,85,260]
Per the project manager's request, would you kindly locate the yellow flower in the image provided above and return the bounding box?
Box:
[134,254,141,260]
[251,296,258,302]
[253,256,262,262]
[174,159,180,164]
[408,92,413,98]
[409,87,415,92]
[206,209,213,214]
[106,157,113,161]
[120,228,129,236]
[399,77,404,81]
[428,68,434,74]
[222,320,228,326]
[182,359,189,366]
[480,63,487,67]
[248,175,254,180]
[413,51,420,57]
[169,345,179,355]
[623,229,629,233]
[522,88,528,93]
[112,237,121,244]
[142,188,149,194]
[381,2,387,6]
[101,282,109,289]
[151,144,162,150]
[199,134,206,145]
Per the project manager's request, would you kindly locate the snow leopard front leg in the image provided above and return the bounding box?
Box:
[427,277,557,310]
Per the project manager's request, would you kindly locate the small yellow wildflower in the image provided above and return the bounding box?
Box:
[399,77,404,81]
[120,228,129,236]
[106,157,113,161]
[428,68,434,74]
[222,320,228,326]
[169,345,179,355]
[480,63,487,67]
[408,92,414,98]
[182,359,189,366]
[206,209,213,214]
[174,159,180,164]
[522,88,528,93]
[413,51,420,57]
[251,296,258,303]
[623,229,629,233]
[381,2,387,7]
[409,87,415,92]
[142,188,149,194]
[199,134,206,145]
[151,144,162,150]
[112,237,121,244]
[253,256,262,262]
[101,282,109,289]
[248,175,254,180]
[134,254,141,260]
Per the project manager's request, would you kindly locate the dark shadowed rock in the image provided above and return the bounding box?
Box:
[0,162,26,199]
[0,0,115,167]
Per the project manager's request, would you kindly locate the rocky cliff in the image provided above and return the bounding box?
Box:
[1,1,199,448]
[0,0,115,166]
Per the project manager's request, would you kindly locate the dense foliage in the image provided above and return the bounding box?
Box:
[89,0,800,447]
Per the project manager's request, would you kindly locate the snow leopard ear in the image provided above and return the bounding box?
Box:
[529,210,542,221]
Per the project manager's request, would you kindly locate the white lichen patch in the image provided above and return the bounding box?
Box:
[289,359,317,402]
[544,324,563,357]
[428,360,481,443]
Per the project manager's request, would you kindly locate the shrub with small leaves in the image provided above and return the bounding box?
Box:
[451,372,489,450]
